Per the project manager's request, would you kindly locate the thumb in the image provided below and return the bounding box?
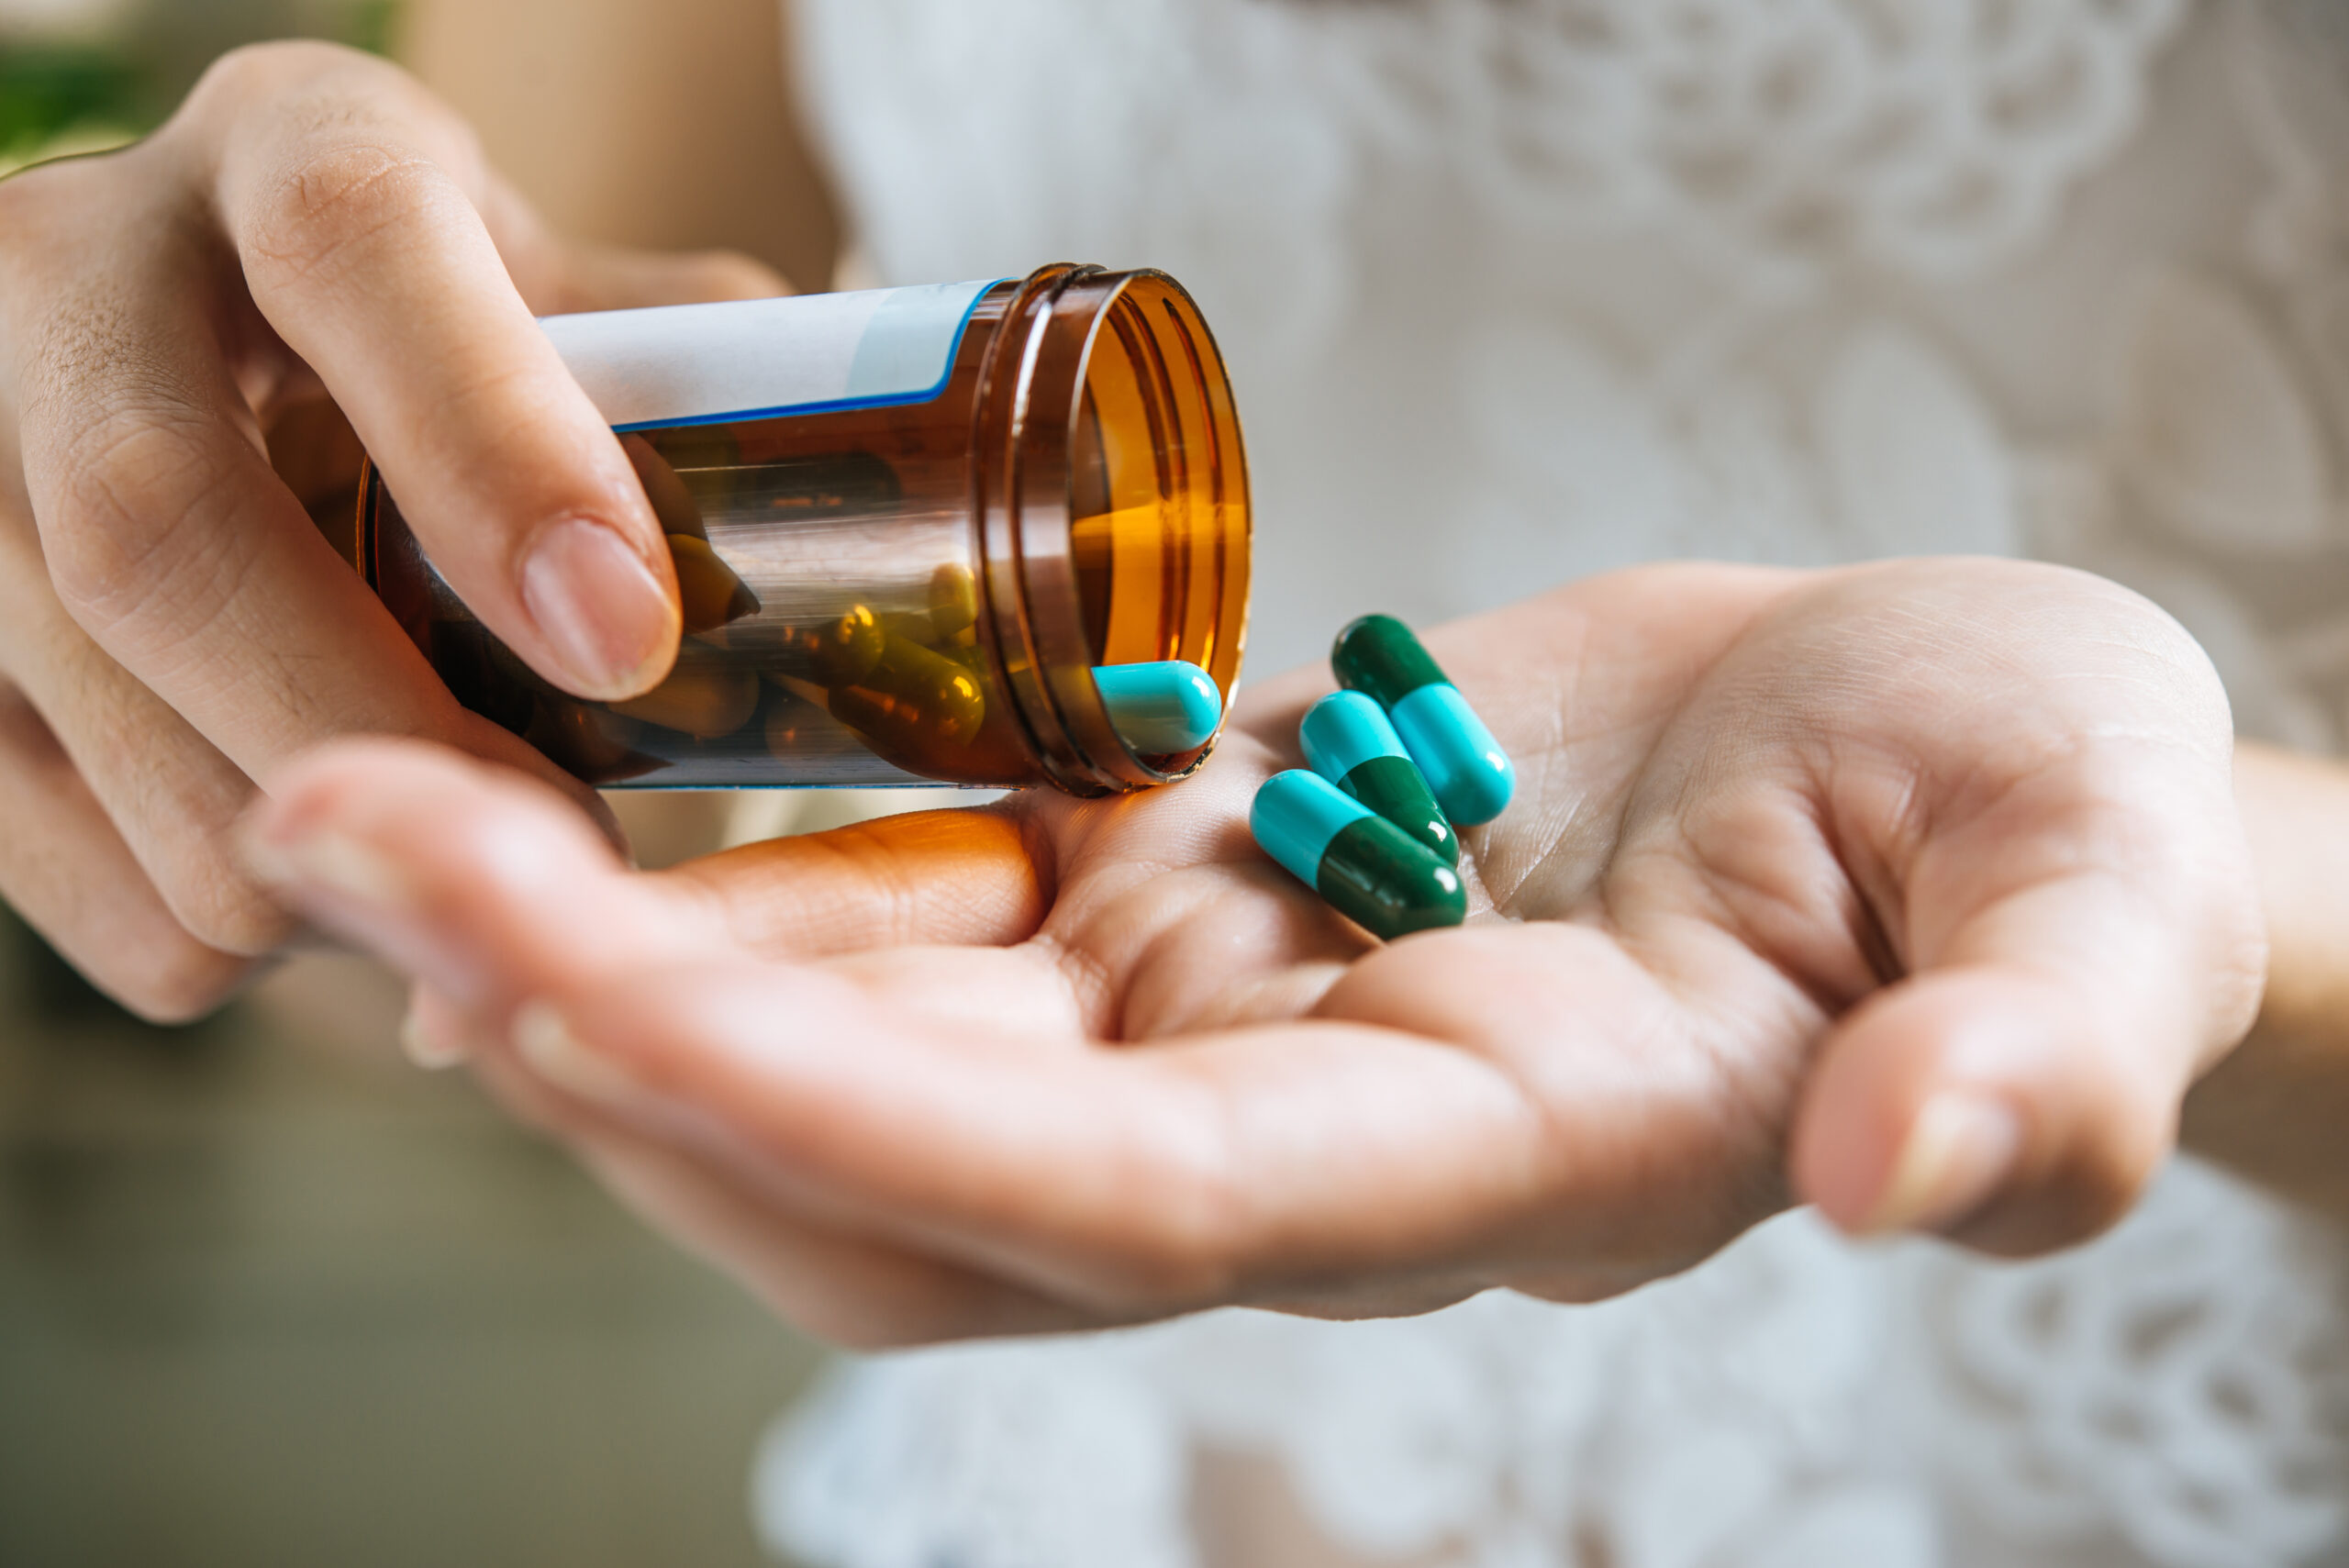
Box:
[1790,777,2266,1256]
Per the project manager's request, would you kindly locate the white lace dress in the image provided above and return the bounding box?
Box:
[756,3,2349,1564]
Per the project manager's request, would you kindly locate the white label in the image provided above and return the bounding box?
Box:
[539,279,1001,431]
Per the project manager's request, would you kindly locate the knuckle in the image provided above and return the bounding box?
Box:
[242,137,461,292]
[430,351,551,444]
[39,399,254,641]
[159,858,297,960]
[91,929,252,1025]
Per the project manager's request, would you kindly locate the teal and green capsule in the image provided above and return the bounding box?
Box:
[1331,615,1515,826]
[1093,661,1223,753]
[1251,770,1466,940]
[1298,690,1456,864]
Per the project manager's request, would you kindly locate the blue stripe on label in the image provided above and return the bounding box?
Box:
[611,388,952,434]
[1299,691,1407,784]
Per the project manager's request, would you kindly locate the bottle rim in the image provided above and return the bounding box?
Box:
[972,263,1253,796]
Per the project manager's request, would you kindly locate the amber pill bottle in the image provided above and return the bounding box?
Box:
[359,263,1251,794]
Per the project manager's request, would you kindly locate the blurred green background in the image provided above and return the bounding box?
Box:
[0,6,825,1564]
[0,1,396,172]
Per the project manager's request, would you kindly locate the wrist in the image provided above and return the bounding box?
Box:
[2179,740,2349,1221]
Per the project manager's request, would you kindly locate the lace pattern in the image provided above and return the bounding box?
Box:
[765,1167,2346,1568]
[1917,1164,2348,1565]
[1306,0,2188,280]
[796,0,2189,321]
[771,2,2349,1564]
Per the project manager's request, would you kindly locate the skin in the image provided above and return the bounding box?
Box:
[0,39,798,1019]
[250,561,2269,1344]
[2193,741,2349,1221]
[399,0,2349,1240]
[402,0,2349,1251]
[1,9,2344,1351]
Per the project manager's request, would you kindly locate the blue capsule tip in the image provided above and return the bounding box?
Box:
[1390,683,1516,825]
[1299,690,1407,782]
[1094,661,1223,753]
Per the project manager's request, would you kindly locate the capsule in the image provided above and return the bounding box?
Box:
[667,533,761,636]
[1330,615,1514,826]
[773,603,886,687]
[620,433,708,539]
[1298,690,1456,864]
[1250,770,1466,940]
[608,665,762,740]
[929,562,979,638]
[1094,661,1223,753]
[829,634,987,751]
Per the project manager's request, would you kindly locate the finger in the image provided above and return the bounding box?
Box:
[575,1129,1100,1344]
[250,758,1559,1309]
[0,506,289,956]
[405,962,1095,1342]
[251,738,1048,978]
[246,740,704,1011]
[1790,744,2268,1254]
[477,1045,1096,1344]
[249,740,1630,1311]
[484,953,1543,1314]
[195,43,679,702]
[671,809,1050,958]
[399,983,473,1070]
[444,953,1477,1334]
[0,683,252,1021]
[4,148,614,816]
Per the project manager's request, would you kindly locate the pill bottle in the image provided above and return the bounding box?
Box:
[358,263,1250,795]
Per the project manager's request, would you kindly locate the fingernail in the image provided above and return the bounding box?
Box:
[1861,1093,2023,1236]
[513,999,643,1107]
[520,518,679,700]
[400,1001,466,1072]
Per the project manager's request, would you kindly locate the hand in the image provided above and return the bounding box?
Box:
[0,41,786,1018]
[247,559,2266,1344]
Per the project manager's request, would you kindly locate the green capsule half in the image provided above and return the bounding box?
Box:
[1330,614,1516,826]
[1251,770,1467,940]
[1297,690,1456,863]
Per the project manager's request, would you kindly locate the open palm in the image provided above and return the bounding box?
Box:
[251,558,2266,1344]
